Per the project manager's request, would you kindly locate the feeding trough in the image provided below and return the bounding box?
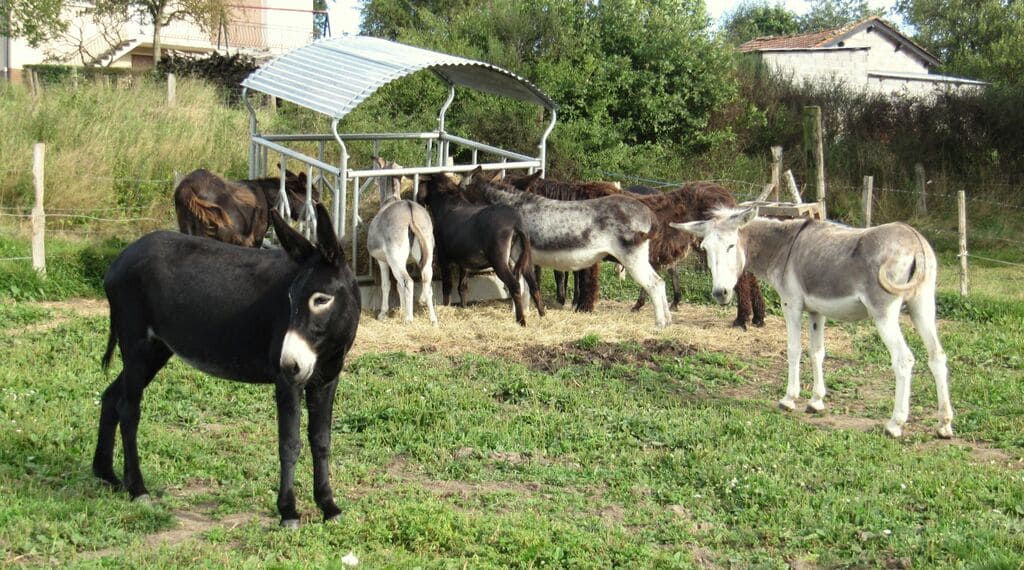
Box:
[240,35,558,305]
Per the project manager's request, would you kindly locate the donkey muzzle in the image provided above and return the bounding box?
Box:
[280,331,317,384]
[711,287,733,305]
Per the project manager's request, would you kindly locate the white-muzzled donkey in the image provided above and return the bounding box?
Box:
[673,208,953,438]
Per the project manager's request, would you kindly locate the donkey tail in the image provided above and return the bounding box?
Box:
[878,253,927,296]
[101,317,117,372]
[512,225,533,278]
[407,203,432,274]
[176,185,235,234]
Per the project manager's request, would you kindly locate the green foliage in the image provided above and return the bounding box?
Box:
[721,1,801,45]
[896,0,1024,87]
[798,0,883,32]
[155,51,259,103]
[0,0,67,47]
[23,64,76,85]
[361,0,738,178]
[733,61,1024,219]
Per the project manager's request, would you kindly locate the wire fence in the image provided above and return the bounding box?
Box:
[3,162,1023,297]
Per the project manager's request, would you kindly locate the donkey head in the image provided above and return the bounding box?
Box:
[671,207,757,306]
[272,203,359,385]
[372,156,404,205]
[280,171,318,220]
[457,166,501,203]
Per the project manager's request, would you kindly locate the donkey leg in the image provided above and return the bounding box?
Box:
[275,381,304,528]
[733,272,753,330]
[93,375,124,487]
[419,261,438,325]
[669,265,682,310]
[806,312,827,412]
[554,270,567,306]
[389,258,415,324]
[493,262,526,326]
[117,341,172,500]
[523,265,546,317]
[779,304,804,411]
[306,378,341,521]
[908,294,953,438]
[632,289,647,312]
[457,267,470,308]
[376,259,392,321]
[621,252,669,329]
[749,274,767,327]
[874,305,915,438]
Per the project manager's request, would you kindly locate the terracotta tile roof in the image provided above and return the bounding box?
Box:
[738,17,870,52]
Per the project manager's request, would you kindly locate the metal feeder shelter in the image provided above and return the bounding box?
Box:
[240,35,558,305]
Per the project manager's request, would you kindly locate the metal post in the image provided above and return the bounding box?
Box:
[31,143,45,276]
[242,87,258,179]
[958,190,968,296]
[862,175,873,228]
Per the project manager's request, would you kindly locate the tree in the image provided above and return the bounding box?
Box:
[896,0,1024,86]
[0,0,68,47]
[798,0,883,32]
[92,0,228,63]
[721,1,800,45]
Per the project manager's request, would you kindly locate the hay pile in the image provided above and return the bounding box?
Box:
[350,299,857,363]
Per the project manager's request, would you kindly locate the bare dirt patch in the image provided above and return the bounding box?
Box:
[521,338,699,374]
[8,298,108,336]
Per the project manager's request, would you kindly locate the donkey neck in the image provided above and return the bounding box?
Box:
[742,218,812,283]
[481,184,523,207]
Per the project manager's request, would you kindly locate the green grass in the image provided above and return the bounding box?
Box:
[1,285,1022,568]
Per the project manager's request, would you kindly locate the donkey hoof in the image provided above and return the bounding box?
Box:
[805,400,826,413]
[376,313,387,321]
[937,424,954,439]
[884,421,904,439]
[132,494,153,505]
[325,513,343,524]
[280,519,301,530]
[778,398,796,411]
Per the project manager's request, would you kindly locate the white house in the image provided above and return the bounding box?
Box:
[738,17,987,97]
[1,0,323,82]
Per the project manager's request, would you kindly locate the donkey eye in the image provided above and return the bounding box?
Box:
[726,244,735,252]
[308,293,334,312]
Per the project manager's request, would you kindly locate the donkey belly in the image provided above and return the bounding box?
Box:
[148,326,278,383]
[531,248,605,271]
[803,293,869,321]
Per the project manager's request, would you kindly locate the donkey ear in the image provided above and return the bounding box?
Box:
[314,203,345,267]
[271,209,315,261]
[727,207,758,227]
[522,171,542,186]
[487,170,502,183]
[460,166,483,190]
[372,156,384,169]
[670,220,711,238]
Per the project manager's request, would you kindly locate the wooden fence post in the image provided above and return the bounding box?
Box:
[862,175,873,228]
[915,163,927,217]
[803,106,826,204]
[770,146,782,201]
[31,143,46,276]
[167,73,176,107]
[783,169,801,203]
[958,190,968,296]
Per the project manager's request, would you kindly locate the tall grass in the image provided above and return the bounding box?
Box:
[0,77,264,212]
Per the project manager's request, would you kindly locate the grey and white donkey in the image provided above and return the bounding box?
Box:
[673,209,953,439]
[366,157,437,324]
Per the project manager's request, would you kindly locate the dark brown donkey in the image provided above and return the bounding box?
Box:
[174,169,315,247]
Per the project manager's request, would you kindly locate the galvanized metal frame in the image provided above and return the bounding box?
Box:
[240,37,558,283]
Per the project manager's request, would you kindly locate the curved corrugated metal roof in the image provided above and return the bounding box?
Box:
[242,35,556,120]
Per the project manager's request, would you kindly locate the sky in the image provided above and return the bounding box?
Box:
[327,1,899,37]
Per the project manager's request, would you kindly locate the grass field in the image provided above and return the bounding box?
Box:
[1,255,1022,568]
